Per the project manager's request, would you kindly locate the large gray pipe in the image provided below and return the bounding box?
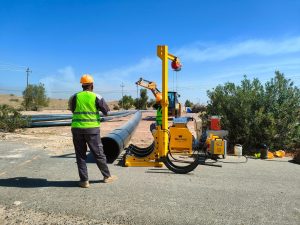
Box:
[26,111,132,122]
[102,111,142,163]
[28,111,136,128]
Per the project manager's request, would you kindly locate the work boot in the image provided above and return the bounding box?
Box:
[79,180,90,188]
[103,175,117,183]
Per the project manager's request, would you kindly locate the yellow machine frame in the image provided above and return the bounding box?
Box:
[169,125,193,154]
[125,45,178,167]
[205,134,227,158]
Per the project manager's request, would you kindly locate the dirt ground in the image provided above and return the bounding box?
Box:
[0,110,299,225]
[1,109,197,156]
[0,110,160,156]
[0,110,196,225]
[0,110,159,224]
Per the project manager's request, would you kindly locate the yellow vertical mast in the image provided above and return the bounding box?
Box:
[157,45,169,157]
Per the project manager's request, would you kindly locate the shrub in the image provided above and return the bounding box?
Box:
[147,99,156,109]
[22,83,49,111]
[294,151,300,164]
[207,71,300,152]
[113,105,119,110]
[191,104,207,113]
[0,104,28,132]
[118,95,134,110]
[134,89,148,110]
[185,100,194,107]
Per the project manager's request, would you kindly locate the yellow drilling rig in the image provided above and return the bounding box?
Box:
[124,45,201,174]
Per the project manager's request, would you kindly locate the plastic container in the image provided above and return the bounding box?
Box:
[234,144,243,156]
[260,144,268,159]
[210,116,221,130]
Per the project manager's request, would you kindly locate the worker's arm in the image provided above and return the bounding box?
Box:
[68,94,76,112]
[95,94,110,116]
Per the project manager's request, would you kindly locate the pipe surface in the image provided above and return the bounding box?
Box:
[102,111,142,163]
[28,111,136,128]
[26,111,132,119]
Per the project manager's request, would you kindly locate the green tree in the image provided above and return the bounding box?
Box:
[134,89,148,110]
[118,95,134,110]
[185,99,193,107]
[147,99,156,108]
[191,104,207,113]
[264,71,300,149]
[207,71,300,152]
[22,83,49,111]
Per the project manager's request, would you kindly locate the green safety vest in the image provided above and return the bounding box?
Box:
[156,106,162,126]
[71,91,101,128]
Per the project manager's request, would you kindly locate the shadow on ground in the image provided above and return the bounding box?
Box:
[51,152,97,164]
[0,177,101,188]
[51,153,76,159]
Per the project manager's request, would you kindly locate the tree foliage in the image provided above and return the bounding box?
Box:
[22,83,49,111]
[118,95,134,110]
[207,71,300,151]
[185,99,193,107]
[147,98,156,108]
[134,89,148,110]
[191,103,207,113]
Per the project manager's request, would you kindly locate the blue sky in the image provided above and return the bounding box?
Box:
[0,0,300,104]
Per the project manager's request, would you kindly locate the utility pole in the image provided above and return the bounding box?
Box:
[26,67,32,88]
[120,82,125,109]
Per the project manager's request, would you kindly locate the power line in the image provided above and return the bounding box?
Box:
[120,82,125,109]
[136,83,139,99]
[26,67,32,88]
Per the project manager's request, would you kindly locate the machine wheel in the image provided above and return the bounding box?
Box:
[163,150,200,174]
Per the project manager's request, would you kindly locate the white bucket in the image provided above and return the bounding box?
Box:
[234,144,243,156]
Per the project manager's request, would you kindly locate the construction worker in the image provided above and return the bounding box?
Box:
[150,94,162,133]
[69,74,117,188]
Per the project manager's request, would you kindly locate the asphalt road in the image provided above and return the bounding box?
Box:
[0,140,299,225]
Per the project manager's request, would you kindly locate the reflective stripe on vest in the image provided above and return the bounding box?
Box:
[71,91,101,128]
[156,107,162,125]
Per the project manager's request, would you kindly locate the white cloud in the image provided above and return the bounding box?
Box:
[176,36,300,62]
[94,57,160,82]
[91,57,162,100]
[39,37,300,102]
[39,61,162,100]
[40,66,78,98]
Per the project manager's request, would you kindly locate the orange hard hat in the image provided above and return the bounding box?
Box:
[155,93,162,102]
[80,74,94,84]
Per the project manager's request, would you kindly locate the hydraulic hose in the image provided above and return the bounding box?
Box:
[125,142,155,158]
[162,151,200,174]
[162,130,200,174]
